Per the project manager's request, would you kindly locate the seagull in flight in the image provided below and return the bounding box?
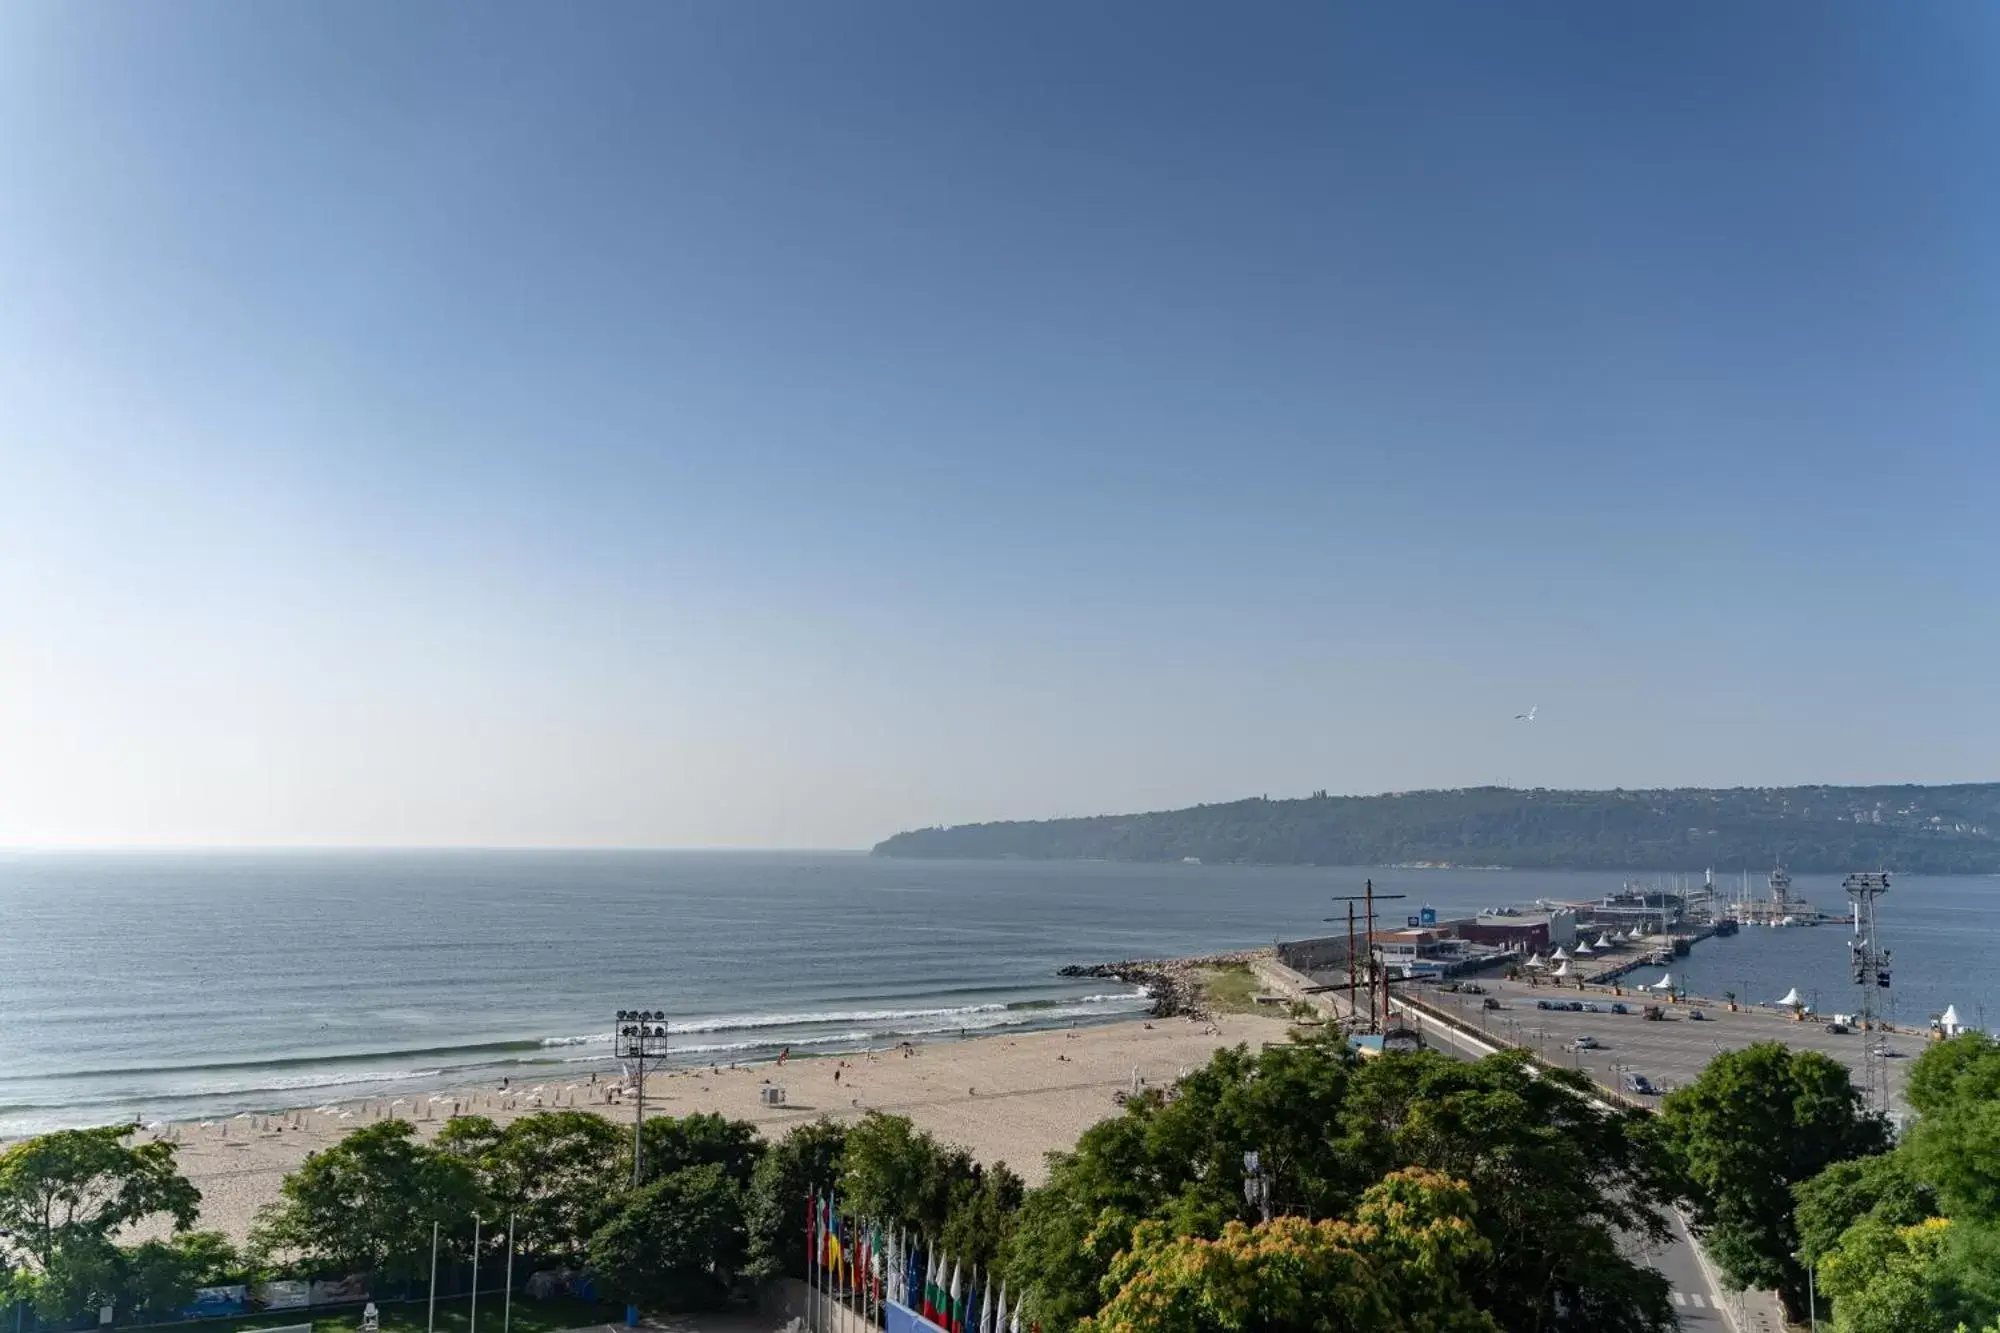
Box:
[1515,705,1538,721]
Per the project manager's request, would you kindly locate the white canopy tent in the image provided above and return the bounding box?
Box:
[1551,946,1569,962]
[1940,1004,1965,1037]
[1650,973,1674,992]
[1551,960,1571,978]
[1774,987,1804,1008]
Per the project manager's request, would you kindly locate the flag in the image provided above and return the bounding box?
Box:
[925,1252,941,1324]
[1009,1291,1022,1333]
[949,1259,963,1333]
[827,1199,843,1279]
[804,1192,817,1276]
[980,1277,994,1333]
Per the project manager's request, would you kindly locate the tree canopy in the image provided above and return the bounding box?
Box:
[1652,1042,1887,1319]
[250,1119,482,1279]
[436,1110,626,1261]
[587,1163,744,1312]
[1005,1037,1674,1333]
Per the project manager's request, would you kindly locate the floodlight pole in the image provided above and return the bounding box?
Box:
[615,1009,669,1187]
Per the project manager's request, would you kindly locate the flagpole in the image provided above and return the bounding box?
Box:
[470,1218,481,1333]
[427,1220,438,1333]
[807,1194,818,1333]
[502,1212,515,1333]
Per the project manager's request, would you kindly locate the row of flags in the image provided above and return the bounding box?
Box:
[808,1192,1028,1333]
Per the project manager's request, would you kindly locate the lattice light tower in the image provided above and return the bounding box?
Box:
[1843,873,1892,1109]
[615,1009,670,1186]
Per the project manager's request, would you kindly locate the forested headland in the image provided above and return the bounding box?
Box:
[872,783,2000,874]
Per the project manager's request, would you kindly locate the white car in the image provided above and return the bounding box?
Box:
[1567,1035,1599,1051]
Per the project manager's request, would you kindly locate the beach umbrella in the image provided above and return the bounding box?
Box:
[1574,942,1594,955]
[1595,934,1614,950]
[1551,947,1569,961]
[1551,961,1570,978]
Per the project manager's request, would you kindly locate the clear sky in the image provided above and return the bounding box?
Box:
[2,3,1995,849]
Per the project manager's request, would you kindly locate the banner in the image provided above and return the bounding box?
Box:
[887,1301,948,1333]
[310,1276,370,1306]
[182,1286,247,1319]
[254,1281,311,1311]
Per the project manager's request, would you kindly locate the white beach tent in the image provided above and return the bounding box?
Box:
[1551,947,1570,961]
[1551,961,1571,978]
[1940,1004,1964,1037]
[1595,934,1615,950]
[1774,987,1804,1008]
[1574,941,1595,956]
[1650,973,1674,992]
[1525,952,1548,969]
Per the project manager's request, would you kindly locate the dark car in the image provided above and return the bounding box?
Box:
[1482,997,1501,1010]
[1537,999,1553,1010]
[1610,1002,1629,1015]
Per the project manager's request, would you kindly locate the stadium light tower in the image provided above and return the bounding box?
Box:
[615,1009,670,1186]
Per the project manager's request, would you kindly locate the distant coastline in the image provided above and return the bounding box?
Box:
[872,782,2000,875]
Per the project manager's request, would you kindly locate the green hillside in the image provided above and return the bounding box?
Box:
[871,783,2000,874]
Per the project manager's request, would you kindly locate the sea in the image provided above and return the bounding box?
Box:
[0,850,1993,1138]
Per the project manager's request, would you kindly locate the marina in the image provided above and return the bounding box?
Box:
[1271,865,1979,1117]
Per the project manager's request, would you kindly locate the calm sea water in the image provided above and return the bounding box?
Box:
[0,852,1991,1136]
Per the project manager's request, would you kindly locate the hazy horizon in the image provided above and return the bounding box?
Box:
[5,3,1995,850]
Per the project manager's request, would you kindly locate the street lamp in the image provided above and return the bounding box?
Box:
[615,1010,670,1187]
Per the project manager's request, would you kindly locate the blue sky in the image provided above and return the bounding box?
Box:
[2,2,1995,847]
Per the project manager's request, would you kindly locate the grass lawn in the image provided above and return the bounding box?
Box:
[154,1295,627,1333]
[1193,963,1267,1015]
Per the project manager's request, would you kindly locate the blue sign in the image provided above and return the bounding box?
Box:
[183,1286,247,1319]
[1419,906,1438,926]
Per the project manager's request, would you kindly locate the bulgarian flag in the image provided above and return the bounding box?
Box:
[924,1252,942,1324]
[949,1259,963,1333]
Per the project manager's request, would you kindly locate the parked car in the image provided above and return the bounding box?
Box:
[1610,1002,1630,1015]
[1567,1000,1586,1012]
[1580,1002,1600,1012]
[1482,996,1502,1011]
[1461,983,1486,995]
[1687,1008,1707,1021]
[1537,999,1554,1010]
[1828,1022,1851,1034]
[1642,1005,1665,1021]
[1620,1071,1656,1095]
[1567,1035,1599,1051]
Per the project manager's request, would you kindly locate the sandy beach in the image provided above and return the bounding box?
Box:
[123,1012,1293,1244]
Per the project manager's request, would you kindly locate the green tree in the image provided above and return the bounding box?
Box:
[744,1119,848,1281]
[1006,1040,1673,1333]
[840,1113,977,1238]
[251,1120,482,1279]
[942,1162,1025,1271]
[437,1111,624,1261]
[0,1126,201,1271]
[1083,1169,1498,1333]
[119,1231,244,1320]
[1795,1153,1939,1270]
[1901,1035,2000,1223]
[1819,1216,1958,1333]
[1653,1042,1890,1321]
[639,1112,763,1190]
[587,1163,744,1312]
[1339,1048,1675,1333]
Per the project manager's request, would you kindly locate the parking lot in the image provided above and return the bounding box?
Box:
[1413,976,1930,1109]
